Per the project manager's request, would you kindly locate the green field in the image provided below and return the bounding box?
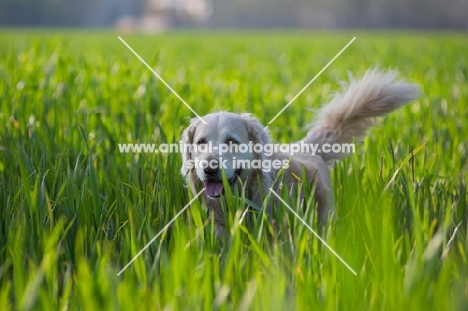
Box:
[0,30,467,310]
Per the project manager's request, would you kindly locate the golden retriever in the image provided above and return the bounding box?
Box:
[180,69,419,235]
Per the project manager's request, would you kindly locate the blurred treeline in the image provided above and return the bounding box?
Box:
[1,0,467,29]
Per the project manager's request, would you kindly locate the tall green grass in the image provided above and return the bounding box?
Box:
[0,30,467,310]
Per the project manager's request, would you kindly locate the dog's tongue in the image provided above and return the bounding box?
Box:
[204,182,224,197]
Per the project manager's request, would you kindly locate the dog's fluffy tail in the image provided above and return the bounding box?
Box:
[304,69,420,164]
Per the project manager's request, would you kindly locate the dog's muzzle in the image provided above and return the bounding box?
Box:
[204,169,242,197]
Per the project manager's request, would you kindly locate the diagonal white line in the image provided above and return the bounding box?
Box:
[117,188,205,276]
[269,188,357,275]
[267,37,356,126]
[118,36,207,124]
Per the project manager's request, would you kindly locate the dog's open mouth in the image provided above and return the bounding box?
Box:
[204,169,241,197]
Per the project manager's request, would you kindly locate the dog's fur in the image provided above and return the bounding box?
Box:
[181,69,419,235]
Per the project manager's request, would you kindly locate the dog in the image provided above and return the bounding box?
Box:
[180,69,419,236]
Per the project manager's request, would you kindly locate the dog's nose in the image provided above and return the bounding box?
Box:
[204,158,219,175]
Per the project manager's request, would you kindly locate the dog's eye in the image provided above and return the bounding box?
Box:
[226,137,239,145]
[196,138,207,145]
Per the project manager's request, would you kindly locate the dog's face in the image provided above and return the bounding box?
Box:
[181,112,271,198]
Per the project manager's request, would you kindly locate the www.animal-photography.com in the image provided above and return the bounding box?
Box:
[1,1,467,310]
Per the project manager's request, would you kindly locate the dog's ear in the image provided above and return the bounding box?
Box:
[180,118,199,176]
[241,113,274,196]
[241,113,271,160]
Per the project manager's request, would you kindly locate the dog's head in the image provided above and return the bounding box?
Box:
[180,112,271,197]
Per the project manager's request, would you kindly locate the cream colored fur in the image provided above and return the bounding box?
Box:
[180,69,419,235]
